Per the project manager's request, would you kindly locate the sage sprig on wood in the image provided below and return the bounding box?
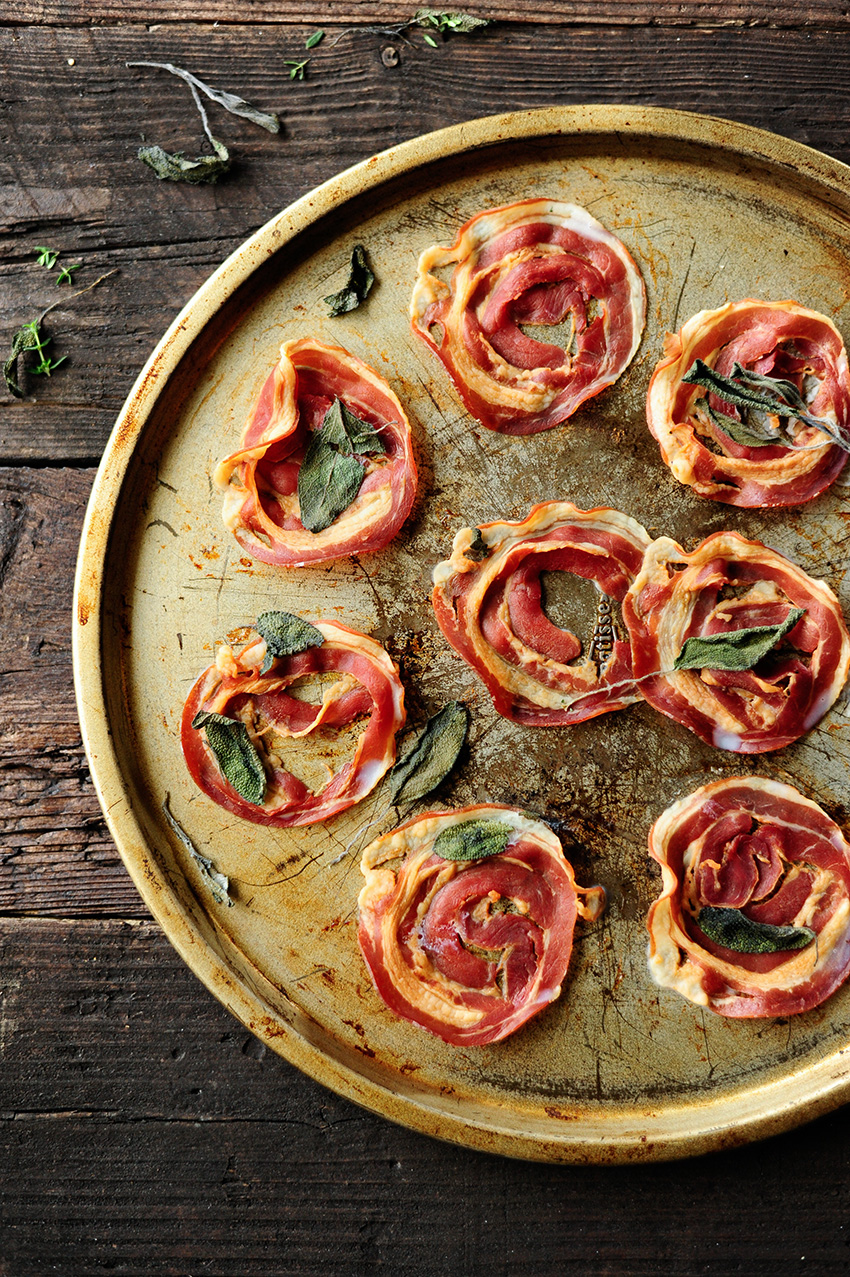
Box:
[255,611,324,673]
[389,701,469,806]
[683,358,850,454]
[673,608,805,673]
[192,710,266,805]
[323,245,375,317]
[297,397,386,533]
[696,905,815,954]
[433,819,513,862]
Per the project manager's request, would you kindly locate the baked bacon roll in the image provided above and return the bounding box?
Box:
[646,299,850,507]
[410,199,646,435]
[215,337,417,566]
[623,530,850,753]
[181,620,405,826]
[648,778,850,1018]
[358,805,605,1045]
[431,502,651,725]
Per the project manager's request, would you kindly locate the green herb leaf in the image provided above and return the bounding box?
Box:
[55,264,82,286]
[323,244,375,317]
[389,701,469,805]
[285,59,310,80]
[433,818,513,862]
[127,61,280,133]
[305,28,325,48]
[34,246,59,269]
[297,397,385,533]
[684,358,850,455]
[255,611,324,673]
[696,905,815,954]
[3,318,64,397]
[673,607,806,673]
[422,32,439,45]
[193,711,266,805]
[162,793,234,907]
[414,9,491,33]
[138,138,231,185]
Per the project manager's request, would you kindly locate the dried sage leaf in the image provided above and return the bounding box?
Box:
[696,905,815,954]
[414,9,491,33]
[256,610,324,674]
[297,398,385,533]
[127,61,280,132]
[162,793,234,907]
[389,701,469,806]
[323,245,375,317]
[466,528,490,561]
[433,818,513,862]
[138,138,231,185]
[673,608,806,673]
[192,711,266,805]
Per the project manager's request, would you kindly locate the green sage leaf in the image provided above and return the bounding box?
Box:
[297,397,385,533]
[433,818,513,862]
[256,610,324,673]
[673,608,806,673]
[162,793,234,907]
[389,701,469,805]
[193,712,266,805]
[696,905,815,954]
[138,138,231,185]
[323,244,375,317]
[415,9,491,33]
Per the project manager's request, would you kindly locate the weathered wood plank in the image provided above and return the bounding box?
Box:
[0,467,147,917]
[2,916,850,1275]
[3,24,850,460]
[8,2,850,29]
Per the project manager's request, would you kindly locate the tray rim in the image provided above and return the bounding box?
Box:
[73,103,850,1163]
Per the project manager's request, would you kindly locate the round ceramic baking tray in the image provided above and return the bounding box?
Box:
[74,105,850,1162]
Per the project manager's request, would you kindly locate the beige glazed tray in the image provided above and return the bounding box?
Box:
[74,105,850,1162]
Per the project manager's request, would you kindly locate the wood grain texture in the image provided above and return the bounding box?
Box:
[8,1,850,29]
[0,467,146,918]
[4,25,850,459]
[2,917,850,1276]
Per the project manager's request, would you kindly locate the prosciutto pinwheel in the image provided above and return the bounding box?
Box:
[215,337,417,565]
[410,199,646,435]
[623,530,850,753]
[358,805,605,1044]
[181,619,405,826]
[648,778,850,1017]
[432,502,651,725]
[647,299,850,507]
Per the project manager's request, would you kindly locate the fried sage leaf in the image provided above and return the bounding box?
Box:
[433,819,513,862]
[192,711,266,805]
[138,138,231,184]
[323,245,375,317]
[127,61,280,132]
[389,701,469,805]
[697,905,815,954]
[162,793,234,907]
[414,9,491,33]
[673,608,806,673]
[256,610,324,673]
[466,528,490,561]
[684,358,850,455]
[297,397,385,533]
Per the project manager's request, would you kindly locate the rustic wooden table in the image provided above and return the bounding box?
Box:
[4,3,850,1273]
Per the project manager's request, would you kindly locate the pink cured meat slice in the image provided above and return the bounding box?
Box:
[648,777,850,1017]
[357,805,605,1045]
[410,199,646,436]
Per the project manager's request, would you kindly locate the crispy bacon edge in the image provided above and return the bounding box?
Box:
[357,804,605,1045]
[622,530,850,754]
[214,337,417,566]
[648,777,850,1017]
[410,198,646,436]
[181,620,405,827]
[646,299,850,507]
[431,502,652,725]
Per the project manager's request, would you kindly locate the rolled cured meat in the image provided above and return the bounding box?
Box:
[646,299,850,507]
[648,777,850,1017]
[431,502,652,725]
[623,530,850,753]
[215,338,417,565]
[358,805,605,1044]
[410,199,646,435]
[181,619,405,826]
